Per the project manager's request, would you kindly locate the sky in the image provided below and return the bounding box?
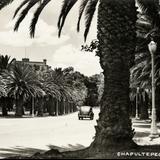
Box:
[0,0,102,76]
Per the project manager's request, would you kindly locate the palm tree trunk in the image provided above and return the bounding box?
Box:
[89,0,137,153]
[70,102,72,113]
[140,92,149,120]
[63,100,66,115]
[15,98,23,117]
[73,103,76,112]
[71,102,74,113]
[1,97,8,116]
[68,102,70,114]
[2,106,8,116]
[130,98,136,117]
[60,100,63,115]
[37,98,44,117]
[31,97,35,117]
[48,97,55,116]
[56,99,59,116]
[61,100,64,115]
[66,101,68,114]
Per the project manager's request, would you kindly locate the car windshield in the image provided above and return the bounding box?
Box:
[80,106,91,112]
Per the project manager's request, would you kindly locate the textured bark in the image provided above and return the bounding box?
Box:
[37,98,44,117]
[70,103,73,113]
[48,97,56,116]
[58,101,61,115]
[66,101,69,114]
[140,92,149,120]
[2,105,8,116]
[63,101,66,114]
[15,98,23,117]
[56,100,59,116]
[130,98,136,117]
[90,0,137,153]
[59,100,64,115]
[30,98,35,115]
[68,102,70,114]
[1,97,8,116]
[73,103,76,112]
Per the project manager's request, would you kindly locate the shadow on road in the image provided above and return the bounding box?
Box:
[0,147,45,158]
[0,144,86,159]
[48,144,86,152]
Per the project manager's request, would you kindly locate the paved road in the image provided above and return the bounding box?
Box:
[0,108,100,158]
[0,108,160,159]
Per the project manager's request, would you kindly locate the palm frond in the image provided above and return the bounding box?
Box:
[30,0,51,38]
[0,76,6,97]
[0,0,14,10]
[0,55,15,72]
[84,0,98,41]
[136,19,151,32]
[4,63,42,100]
[77,0,89,32]
[137,0,160,28]
[58,0,78,37]
[14,0,40,31]
[13,0,30,18]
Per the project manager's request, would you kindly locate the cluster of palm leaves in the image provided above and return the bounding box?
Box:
[0,55,15,97]
[131,11,160,86]
[130,0,160,88]
[0,76,6,97]
[0,0,157,41]
[0,0,99,40]
[0,55,88,117]
[130,1,160,120]
[42,67,87,106]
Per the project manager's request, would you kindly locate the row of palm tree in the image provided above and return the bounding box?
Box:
[130,2,160,121]
[1,0,160,156]
[0,55,88,117]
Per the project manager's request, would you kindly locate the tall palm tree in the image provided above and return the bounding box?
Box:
[131,7,160,121]
[1,0,160,154]
[42,68,76,115]
[4,63,44,117]
[0,55,15,116]
[0,55,15,73]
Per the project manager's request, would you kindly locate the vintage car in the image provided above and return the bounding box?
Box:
[78,106,94,120]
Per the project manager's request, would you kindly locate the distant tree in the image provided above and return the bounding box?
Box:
[84,75,99,107]
[41,67,87,115]
[0,55,15,116]
[0,55,15,73]
[69,71,88,106]
[4,63,44,117]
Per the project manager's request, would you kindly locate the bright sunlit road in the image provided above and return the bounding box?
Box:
[0,108,100,158]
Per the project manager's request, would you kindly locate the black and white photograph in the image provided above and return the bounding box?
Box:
[0,0,160,159]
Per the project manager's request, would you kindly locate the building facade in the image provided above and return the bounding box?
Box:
[16,58,51,72]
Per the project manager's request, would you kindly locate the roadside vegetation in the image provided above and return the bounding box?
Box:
[0,55,102,118]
